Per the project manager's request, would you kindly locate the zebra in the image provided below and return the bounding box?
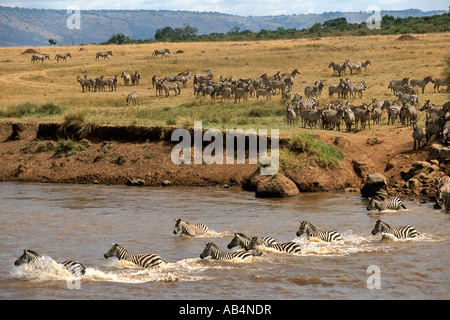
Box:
[410,76,434,94]
[344,60,362,75]
[227,233,277,251]
[121,71,131,86]
[343,104,355,133]
[361,60,371,72]
[54,53,71,62]
[31,54,50,63]
[304,80,324,97]
[388,78,409,95]
[96,51,113,60]
[104,243,166,268]
[14,249,86,276]
[411,120,424,150]
[200,242,254,260]
[296,221,343,242]
[126,91,139,106]
[173,218,209,237]
[352,81,367,98]
[387,103,402,125]
[328,61,346,76]
[77,75,94,92]
[286,104,297,126]
[433,77,449,93]
[371,219,419,240]
[152,49,170,58]
[367,196,406,212]
[435,176,450,212]
[248,237,302,254]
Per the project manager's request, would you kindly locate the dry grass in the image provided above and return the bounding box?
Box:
[0,33,449,132]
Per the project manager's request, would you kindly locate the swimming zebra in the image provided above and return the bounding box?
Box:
[411,120,424,150]
[104,243,166,268]
[296,221,343,242]
[367,196,406,212]
[14,249,86,276]
[227,233,277,250]
[173,218,209,237]
[248,237,302,254]
[200,242,253,260]
[371,219,419,239]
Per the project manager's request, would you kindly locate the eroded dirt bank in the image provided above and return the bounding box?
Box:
[0,122,448,202]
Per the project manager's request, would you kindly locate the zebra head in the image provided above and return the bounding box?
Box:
[104,243,121,259]
[200,242,216,259]
[14,249,39,266]
[227,233,250,250]
[173,218,183,234]
[366,198,376,211]
[371,219,389,235]
[296,221,315,237]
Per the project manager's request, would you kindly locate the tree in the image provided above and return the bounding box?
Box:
[105,33,131,45]
[48,39,57,46]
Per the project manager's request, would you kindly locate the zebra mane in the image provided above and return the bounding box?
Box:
[300,221,316,230]
[235,233,250,240]
[25,249,39,256]
[377,219,390,229]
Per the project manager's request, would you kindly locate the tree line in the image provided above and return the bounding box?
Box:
[101,12,449,44]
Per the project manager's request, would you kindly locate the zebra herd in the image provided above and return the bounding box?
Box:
[14,208,424,275]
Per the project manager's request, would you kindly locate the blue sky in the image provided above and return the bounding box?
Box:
[1,0,448,16]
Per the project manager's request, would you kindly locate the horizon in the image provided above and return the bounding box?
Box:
[0,1,448,17]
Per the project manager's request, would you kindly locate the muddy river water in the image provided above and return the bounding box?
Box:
[0,182,448,300]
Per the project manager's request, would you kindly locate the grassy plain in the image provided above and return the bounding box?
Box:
[0,32,449,133]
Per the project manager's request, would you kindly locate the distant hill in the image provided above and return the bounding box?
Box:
[0,6,447,47]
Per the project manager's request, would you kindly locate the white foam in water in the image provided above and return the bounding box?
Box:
[11,256,72,282]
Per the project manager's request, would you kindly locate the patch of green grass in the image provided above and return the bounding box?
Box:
[0,102,64,118]
[288,132,343,168]
[53,139,87,157]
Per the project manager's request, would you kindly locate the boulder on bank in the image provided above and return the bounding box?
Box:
[242,169,299,198]
[255,174,299,198]
[360,172,387,198]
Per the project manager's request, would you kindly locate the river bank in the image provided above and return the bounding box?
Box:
[0,121,448,202]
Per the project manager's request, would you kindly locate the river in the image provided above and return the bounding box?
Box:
[0,182,448,300]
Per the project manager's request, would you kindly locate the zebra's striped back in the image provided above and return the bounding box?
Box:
[173,218,209,237]
[296,221,343,242]
[227,233,277,250]
[367,196,406,212]
[200,242,253,260]
[249,237,302,254]
[371,219,419,239]
[104,243,166,268]
[61,260,86,276]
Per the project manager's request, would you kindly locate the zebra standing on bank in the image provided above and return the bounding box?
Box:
[411,120,424,150]
[14,249,86,276]
[296,221,343,242]
[248,237,302,254]
[200,242,254,260]
[173,218,209,237]
[371,219,419,239]
[227,233,277,251]
[410,76,434,94]
[435,175,450,212]
[104,243,166,268]
[367,196,406,212]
